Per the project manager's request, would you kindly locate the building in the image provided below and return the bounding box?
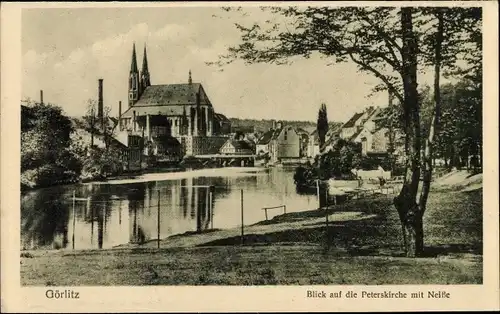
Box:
[295,128,310,158]
[256,129,276,155]
[117,43,231,159]
[337,102,406,158]
[340,107,378,140]
[307,130,320,158]
[269,124,301,164]
[213,113,231,135]
[220,139,254,155]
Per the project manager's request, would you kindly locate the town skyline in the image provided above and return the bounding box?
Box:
[21,7,448,123]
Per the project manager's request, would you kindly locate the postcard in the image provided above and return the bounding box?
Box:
[1,1,499,312]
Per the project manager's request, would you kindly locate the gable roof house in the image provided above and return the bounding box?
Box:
[268,125,301,163]
[220,139,254,155]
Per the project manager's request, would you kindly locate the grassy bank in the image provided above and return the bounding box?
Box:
[21,187,482,285]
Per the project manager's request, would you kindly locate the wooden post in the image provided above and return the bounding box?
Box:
[316,179,320,209]
[283,205,286,214]
[72,190,76,250]
[209,189,213,230]
[264,208,268,221]
[240,189,244,245]
[325,191,329,226]
[325,188,329,245]
[205,187,210,228]
[157,189,160,249]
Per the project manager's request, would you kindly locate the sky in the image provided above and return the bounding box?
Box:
[22,6,437,123]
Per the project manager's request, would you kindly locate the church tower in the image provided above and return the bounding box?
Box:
[128,43,140,107]
[140,44,151,94]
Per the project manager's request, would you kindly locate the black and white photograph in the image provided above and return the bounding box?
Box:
[1,1,499,312]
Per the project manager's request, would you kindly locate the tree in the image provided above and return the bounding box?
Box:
[82,99,98,148]
[317,103,329,152]
[82,99,116,150]
[210,6,481,257]
[21,100,81,188]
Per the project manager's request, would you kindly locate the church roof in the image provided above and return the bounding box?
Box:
[120,105,186,118]
[133,83,212,107]
[120,83,213,118]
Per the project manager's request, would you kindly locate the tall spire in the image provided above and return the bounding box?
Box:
[188,69,192,84]
[129,43,140,107]
[140,43,151,89]
[130,42,138,73]
[142,44,149,74]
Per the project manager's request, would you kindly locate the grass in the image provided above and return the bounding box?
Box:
[20,188,483,286]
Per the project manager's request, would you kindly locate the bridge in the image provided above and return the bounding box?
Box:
[192,154,257,167]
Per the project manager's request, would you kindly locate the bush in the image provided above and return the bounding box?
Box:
[21,164,79,189]
[80,147,125,180]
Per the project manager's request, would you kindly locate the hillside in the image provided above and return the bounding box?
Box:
[229,118,343,134]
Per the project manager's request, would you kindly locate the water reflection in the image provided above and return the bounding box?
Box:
[21,168,318,250]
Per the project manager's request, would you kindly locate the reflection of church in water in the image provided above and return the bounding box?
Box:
[116,43,231,161]
[127,177,217,244]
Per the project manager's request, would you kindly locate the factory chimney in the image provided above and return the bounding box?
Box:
[118,101,122,131]
[98,79,104,126]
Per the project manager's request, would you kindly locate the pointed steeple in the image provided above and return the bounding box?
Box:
[188,70,192,84]
[130,43,138,73]
[142,44,149,74]
[140,44,151,89]
[129,43,140,107]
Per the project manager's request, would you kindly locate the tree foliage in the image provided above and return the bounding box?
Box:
[317,103,329,152]
[211,6,482,257]
[21,101,81,189]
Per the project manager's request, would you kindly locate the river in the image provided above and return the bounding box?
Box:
[21,167,319,250]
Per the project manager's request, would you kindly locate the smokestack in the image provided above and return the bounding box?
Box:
[388,89,394,107]
[272,120,276,130]
[98,79,104,122]
[40,90,44,104]
[118,101,122,130]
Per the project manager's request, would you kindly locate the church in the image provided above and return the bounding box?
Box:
[117,43,231,161]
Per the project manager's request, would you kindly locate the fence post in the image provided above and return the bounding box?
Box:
[240,189,244,245]
[264,208,268,221]
[283,205,286,215]
[209,187,213,230]
[72,190,76,250]
[324,188,329,246]
[316,180,320,209]
[157,189,160,249]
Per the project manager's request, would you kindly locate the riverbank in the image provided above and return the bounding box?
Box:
[21,185,482,285]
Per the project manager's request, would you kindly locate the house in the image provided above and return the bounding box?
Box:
[340,107,378,140]
[307,130,320,158]
[220,139,254,155]
[269,125,301,163]
[213,113,232,135]
[256,129,275,155]
[294,128,310,158]
[307,124,343,157]
[340,112,365,139]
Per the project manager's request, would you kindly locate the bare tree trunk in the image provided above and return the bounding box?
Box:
[393,7,423,257]
[419,9,443,225]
